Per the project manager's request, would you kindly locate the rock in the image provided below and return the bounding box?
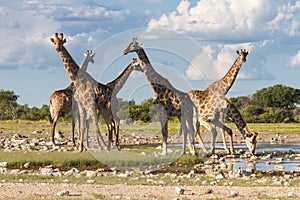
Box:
[0,167,8,174]
[275,165,285,171]
[85,170,97,177]
[87,179,95,184]
[57,190,70,196]
[231,191,239,197]
[0,162,8,167]
[119,171,132,177]
[288,192,294,198]
[23,162,30,168]
[175,186,185,195]
[186,170,194,178]
[64,168,79,176]
[10,169,21,175]
[204,188,213,194]
[40,165,58,176]
[215,172,225,179]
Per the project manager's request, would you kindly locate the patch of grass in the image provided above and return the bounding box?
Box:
[0,150,105,170]
[243,123,300,135]
[175,154,203,165]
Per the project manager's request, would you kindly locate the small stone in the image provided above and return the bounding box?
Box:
[216,173,225,179]
[23,162,30,168]
[87,179,95,184]
[175,186,185,195]
[231,191,238,197]
[204,189,213,194]
[86,170,97,177]
[0,162,8,167]
[10,169,21,175]
[288,192,294,198]
[186,170,194,178]
[57,190,70,196]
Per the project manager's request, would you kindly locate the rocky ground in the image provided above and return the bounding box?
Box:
[0,126,300,199]
[1,183,300,199]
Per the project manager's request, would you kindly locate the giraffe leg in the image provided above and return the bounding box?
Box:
[155,104,168,155]
[213,120,234,154]
[50,115,58,146]
[71,113,76,146]
[113,119,121,150]
[186,112,196,155]
[221,128,229,153]
[210,127,218,154]
[201,121,217,154]
[78,108,86,153]
[195,121,207,153]
[91,112,108,151]
[180,117,188,155]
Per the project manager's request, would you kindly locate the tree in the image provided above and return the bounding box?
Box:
[230,96,251,109]
[0,90,19,120]
[252,84,300,110]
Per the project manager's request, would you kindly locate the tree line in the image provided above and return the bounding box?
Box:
[0,84,299,123]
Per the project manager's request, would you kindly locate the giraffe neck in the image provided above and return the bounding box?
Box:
[106,63,136,94]
[219,57,243,95]
[65,82,74,91]
[81,57,90,72]
[227,103,249,138]
[59,46,80,82]
[136,49,177,93]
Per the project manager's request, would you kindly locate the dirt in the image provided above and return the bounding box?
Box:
[0,182,299,199]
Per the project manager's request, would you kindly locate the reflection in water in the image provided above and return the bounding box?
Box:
[225,142,300,172]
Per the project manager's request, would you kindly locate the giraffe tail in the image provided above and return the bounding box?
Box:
[49,99,54,125]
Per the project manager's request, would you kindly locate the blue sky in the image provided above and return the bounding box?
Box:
[1,0,300,107]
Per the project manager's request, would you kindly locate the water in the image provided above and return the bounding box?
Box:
[223,142,300,172]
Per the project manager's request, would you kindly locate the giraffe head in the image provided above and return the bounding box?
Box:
[131,58,143,72]
[244,132,258,155]
[84,50,96,64]
[123,38,143,55]
[50,33,66,52]
[236,49,248,62]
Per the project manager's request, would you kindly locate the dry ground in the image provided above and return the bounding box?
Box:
[0,182,300,199]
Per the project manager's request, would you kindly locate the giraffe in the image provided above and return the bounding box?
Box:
[123,38,205,155]
[49,50,95,146]
[187,49,257,154]
[187,89,258,154]
[106,58,143,148]
[50,33,107,152]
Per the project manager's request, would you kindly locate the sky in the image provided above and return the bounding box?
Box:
[1,0,300,108]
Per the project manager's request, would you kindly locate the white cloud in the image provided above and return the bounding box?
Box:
[0,1,130,70]
[148,0,300,40]
[186,43,254,80]
[289,50,300,67]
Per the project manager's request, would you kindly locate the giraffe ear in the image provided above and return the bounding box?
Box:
[63,39,67,44]
[139,43,143,47]
[50,38,54,43]
[236,50,239,55]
